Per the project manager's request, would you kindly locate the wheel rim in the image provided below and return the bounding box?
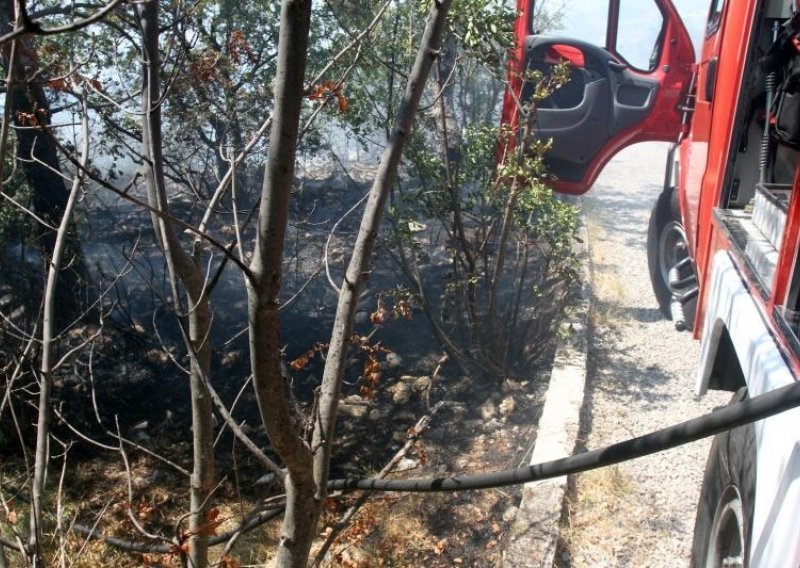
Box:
[706,485,746,568]
[658,220,690,289]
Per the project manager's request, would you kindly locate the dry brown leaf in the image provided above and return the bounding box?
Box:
[219,555,240,568]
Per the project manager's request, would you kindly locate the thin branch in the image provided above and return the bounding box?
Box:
[312,402,443,566]
[201,370,285,478]
[0,536,23,553]
[0,11,19,189]
[0,0,127,46]
[324,190,370,294]
[197,0,392,237]
[68,500,113,568]
[72,504,284,555]
[279,265,321,312]
[51,408,117,451]
[28,92,90,563]
[115,417,174,545]
[0,190,58,231]
[47,130,256,281]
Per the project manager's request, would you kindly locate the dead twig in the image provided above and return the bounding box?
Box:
[312,401,443,566]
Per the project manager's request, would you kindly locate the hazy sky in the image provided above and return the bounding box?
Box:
[540,0,712,63]
[672,0,714,54]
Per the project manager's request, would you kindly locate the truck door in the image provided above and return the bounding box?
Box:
[502,0,696,194]
[681,0,726,258]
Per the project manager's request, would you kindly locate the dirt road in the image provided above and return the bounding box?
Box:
[560,142,729,567]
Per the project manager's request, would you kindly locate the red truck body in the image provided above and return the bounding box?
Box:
[504,1,800,565]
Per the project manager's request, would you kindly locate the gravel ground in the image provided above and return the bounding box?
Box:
[560,142,730,567]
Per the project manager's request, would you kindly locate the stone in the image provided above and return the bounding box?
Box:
[503,506,519,523]
[388,381,411,404]
[255,473,276,486]
[480,401,496,420]
[412,376,432,392]
[502,379,523,393]
[339,401,368,418]
[447,402,468,420]
[485,418,503,433]
[384,352,403,369]
[499,395,516,418]
[394,458,419,472]
[132,468,162,490]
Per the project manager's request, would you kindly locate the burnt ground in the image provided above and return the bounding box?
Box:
[0,163,567,566]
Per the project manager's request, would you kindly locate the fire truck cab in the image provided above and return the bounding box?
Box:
[506,0,800,565]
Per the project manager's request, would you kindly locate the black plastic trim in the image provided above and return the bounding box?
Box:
[720,0,767,209]
[706,0,726,38]
[705,57,719,101]
[773,306,800,364]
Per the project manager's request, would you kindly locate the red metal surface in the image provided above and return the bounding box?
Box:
[498,0,534,164]
[679,4,728,258]
[689,1,758,337]
[501,0,695,195]
[545,44,585,67]
[773,162,800,308]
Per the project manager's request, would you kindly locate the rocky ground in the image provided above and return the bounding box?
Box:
[0,153,573,566]
[558,143,729,567]
[1,142,738,566]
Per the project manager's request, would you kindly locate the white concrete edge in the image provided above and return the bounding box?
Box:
[504,207,591,567]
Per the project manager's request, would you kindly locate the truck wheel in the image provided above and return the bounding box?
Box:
[690,389,756,568]
[647,187,697,331]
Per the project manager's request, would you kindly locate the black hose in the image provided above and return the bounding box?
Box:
[329,380,800,493]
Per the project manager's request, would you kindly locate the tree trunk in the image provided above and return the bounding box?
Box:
[27,97,88,568]
[246,1,316,566]
[0,0,88,323]
[437,32,461,163]
[248,2,452,565]
[312,0,453,525]
[138,3,215,566]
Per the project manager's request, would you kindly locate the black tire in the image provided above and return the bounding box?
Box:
[690,388,757,568]
[646,186,697,330]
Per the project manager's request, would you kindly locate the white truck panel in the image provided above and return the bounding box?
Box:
[697,250,800,567]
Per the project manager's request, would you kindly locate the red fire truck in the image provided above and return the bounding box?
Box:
[504,0,800,565]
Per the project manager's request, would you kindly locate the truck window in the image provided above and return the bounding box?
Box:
[543,1,609,46]
[706,0,725,37]
[614,0,665,72]
[543,0,666,72]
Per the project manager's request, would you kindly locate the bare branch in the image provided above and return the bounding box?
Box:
[312,402,443,565]
[72,504,284,555]
[0,10,19,189]
[313,0,454,506]
[324,190,370,294]
[28,93,89,563]
[0,0,127,46]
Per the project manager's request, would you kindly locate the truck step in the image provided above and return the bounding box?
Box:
[670,300,686,332]
[717,209,781,290]
[670,286,698,332]
[752,183,791,250]
[668,257,697,290]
